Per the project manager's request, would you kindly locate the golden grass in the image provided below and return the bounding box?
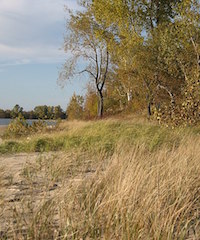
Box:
[1,118,200,239]
[0,126,7,137]
[57,138,200,239]
[0,135,199,239]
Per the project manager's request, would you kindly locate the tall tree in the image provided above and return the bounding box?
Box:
[58,0,199,124]
[90,0,185,117]
[59,4,110,118]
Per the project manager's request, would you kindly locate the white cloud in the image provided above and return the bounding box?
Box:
[0,0,79,67]
[0,43,66,67]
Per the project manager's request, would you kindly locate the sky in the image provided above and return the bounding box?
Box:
[0,0,87,111]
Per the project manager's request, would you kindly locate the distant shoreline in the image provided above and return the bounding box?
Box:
[0,118,56,126]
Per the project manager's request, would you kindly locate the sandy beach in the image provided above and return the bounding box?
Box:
[0,126,7,144]
[0,125,7,136]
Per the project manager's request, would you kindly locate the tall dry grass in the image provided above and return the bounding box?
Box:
[1,131,200,239]
[58,138,200,239]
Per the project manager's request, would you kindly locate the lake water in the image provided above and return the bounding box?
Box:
[0,118,56,126]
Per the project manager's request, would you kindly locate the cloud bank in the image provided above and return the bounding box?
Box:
[0,0,79,68]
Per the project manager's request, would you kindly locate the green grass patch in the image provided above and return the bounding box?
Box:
[0,119,199,155]
[0,141,24,154]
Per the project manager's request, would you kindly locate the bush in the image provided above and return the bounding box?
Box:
[4,117,47,138]
[4,116,29,137]
[154,80,200,127]
[34,138,52,152]
[31,120,47,133]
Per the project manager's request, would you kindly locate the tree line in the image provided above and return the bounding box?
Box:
[0,104,66,119]
[59,0,200,125]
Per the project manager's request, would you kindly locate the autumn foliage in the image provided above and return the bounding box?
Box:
[62,0,200,125]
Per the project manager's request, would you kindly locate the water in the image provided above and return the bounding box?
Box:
[0,119,11,126]
[0,118,56,126]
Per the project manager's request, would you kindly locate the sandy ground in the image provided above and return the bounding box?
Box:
[0,153,53,237]
[0,153,39,182]
[0,126,7,136]
[0,125,6,144]
[0,152,93,238]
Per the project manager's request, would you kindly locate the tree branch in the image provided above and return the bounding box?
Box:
[191,37,200,72]
[78,69,96,79]
[95,47,99,85]
[157,84,175,104]
[100,50,109,91]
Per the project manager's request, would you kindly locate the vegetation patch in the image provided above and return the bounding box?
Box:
[0,119,198,155]
[3,116,48,138]
[1,135,199,239]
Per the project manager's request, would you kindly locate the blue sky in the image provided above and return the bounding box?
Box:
[0,0,86,111]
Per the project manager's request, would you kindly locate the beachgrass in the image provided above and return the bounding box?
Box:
[0,119,199,239]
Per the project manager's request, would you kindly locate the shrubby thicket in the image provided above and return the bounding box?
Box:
[62,0,200,125]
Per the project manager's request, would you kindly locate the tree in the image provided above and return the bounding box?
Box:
[47,106,54,119]
[152,0,200,124]
[54,105,65,119]
[11,104,23,119]
[67,93,84,120]
[34,105,48,119]
[5,110,11,118]
[58,0,199,124]
[58,3,110,118]
[91,0,183,117]
[0,109,6,118]
[26,110,37,119]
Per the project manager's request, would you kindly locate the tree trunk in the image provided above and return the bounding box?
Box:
[97,90,104,118]
[147,101,152,118]
[147,93,152,118]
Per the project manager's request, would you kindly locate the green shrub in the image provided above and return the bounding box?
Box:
[4,116,29,137]
[31,120,47,133]
[34,138,52,152]
[4,117,48,138]
[0,141,21,153]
